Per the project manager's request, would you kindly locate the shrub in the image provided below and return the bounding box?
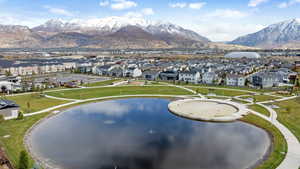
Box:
[17,111,24,120]
[18,151,29,169]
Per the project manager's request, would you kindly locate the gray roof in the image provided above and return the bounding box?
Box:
[225,52,261,59]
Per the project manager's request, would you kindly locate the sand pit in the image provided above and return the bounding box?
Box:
[168,99,248,122]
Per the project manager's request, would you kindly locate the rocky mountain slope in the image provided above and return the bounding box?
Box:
[230,18,300,48]
[0,16,210,49]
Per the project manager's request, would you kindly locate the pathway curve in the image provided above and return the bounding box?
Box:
[24,94,197,117]
[163,83,206,99]
[249,103,300,169]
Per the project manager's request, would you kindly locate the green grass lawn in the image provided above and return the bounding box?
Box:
[83,79,121,87]
[6,94,70,114]
[207,96,230,100]
[46,86,193,99]
[241,114,287,169]
[164,81,273,93]
[188,86,251,97]
[231,98,251,104]
[0,113,49,168]
[240,95,278,102]
[273,98,300,142]
[248,104,271,117]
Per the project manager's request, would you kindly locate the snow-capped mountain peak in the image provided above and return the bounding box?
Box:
[33,16,210,42]
[230,18,300,48]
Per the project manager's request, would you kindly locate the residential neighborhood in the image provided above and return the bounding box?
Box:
[0,52,298,94]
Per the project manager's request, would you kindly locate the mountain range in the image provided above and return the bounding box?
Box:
[0,17,300,49]
[230,19,300,48]
[0,17,211,49]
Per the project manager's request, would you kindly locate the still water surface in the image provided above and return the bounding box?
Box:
[29,98,271,169]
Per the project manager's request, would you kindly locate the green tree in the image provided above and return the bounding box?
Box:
[0,114,4,123]
[253,97,257,103]
[17,111,24,120]
[18,150,29,169]
[5,70,12,76]
[27,102,31,113]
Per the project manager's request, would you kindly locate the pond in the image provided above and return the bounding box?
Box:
[28,98,271,169]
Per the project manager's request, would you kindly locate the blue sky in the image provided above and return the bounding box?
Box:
[0,0,299,41]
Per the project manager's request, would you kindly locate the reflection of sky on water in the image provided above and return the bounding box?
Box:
[30,98,271,169]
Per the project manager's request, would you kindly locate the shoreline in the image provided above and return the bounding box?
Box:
[24,96,274,169]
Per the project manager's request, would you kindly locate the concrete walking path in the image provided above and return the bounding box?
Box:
[24,94,197,117]
[251,103,300,169]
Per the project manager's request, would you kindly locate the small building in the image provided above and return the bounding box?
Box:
[93,65,112,76]
[142,70,160,81]
[202,72,218,84]
[159,70,178,81]
[0,99,19,120]
[109,66,123,77]
[123,67,142,78]
[226,74,246,87]
[179,70,200,84]
[252,73,280,88]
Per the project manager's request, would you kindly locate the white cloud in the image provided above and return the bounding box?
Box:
[278,0,300,8]
[124,11,143,18]
[44,6,73,16]
[0,14,46,27]
[141,8,154,15]
[169,2,206,9]
[193,22,266,41]
[189,2,206,9]
[248,0,269,7]
[99,0,110,7]
[110,0,137,10]
[169,2,187,8]
[205,9,248,19]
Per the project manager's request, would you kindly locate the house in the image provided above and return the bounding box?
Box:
[159,70,178,81]
[226,74,246,86]
[123,67,142,78]
[77,66,93,73]
[178,70,200,84]
[93,65,113,76]
[202,72,218,84]
[0,99,19,120]
[109,66,123,77]
[0,81,22,93]
[142,70,160,81]
[252,72,280,88]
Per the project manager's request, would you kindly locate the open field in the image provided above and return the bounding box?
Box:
[241,114,287,169]
[187,86,252,96]
[0,113,49,168]
[240,95,279,102]
[46,86,193,99]
[6,94,70,114]
[273,98,300,141]
[248,104,271,117]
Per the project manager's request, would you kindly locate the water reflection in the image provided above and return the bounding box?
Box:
[30,98,270,169]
